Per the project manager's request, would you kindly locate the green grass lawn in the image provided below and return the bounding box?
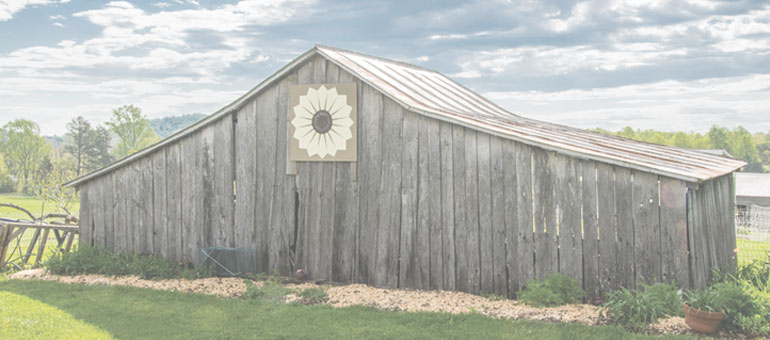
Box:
[0,193,79,220]
[0,280,708,340]
[736,238,770,267]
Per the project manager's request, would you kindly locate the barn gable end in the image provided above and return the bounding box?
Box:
[69,46,742,296]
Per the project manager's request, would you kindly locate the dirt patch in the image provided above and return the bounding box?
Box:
[8,270,733,337]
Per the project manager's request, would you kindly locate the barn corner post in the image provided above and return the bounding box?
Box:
[685,173,738,289]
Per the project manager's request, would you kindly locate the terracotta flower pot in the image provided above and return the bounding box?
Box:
[683,303,724,334]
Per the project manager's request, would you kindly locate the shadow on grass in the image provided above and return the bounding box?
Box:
[0,280,707,340]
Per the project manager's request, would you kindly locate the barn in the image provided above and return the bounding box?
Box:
[64,45,746,298]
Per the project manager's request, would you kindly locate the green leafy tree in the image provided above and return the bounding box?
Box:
[64,117,114,174]
[64,116,92,176]
[0,119,51,193]
[85,125,113,171]
[106,105,161,159]
[35,149,78,214]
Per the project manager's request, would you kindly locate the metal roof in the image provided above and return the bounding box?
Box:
[736,172,770,198]
[64,45,745,187]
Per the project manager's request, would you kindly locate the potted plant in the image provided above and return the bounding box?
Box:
[682,288,725,334]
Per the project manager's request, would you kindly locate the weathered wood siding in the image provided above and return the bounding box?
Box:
[78,55,736,296]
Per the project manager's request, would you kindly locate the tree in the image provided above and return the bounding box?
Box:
[35,149,78,214]
[85,125,113,171]
[106,105,161,159]
[64,117,114,174]
[64,116,92,176]
[0,119,51,193]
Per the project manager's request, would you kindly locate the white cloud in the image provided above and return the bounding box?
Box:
[0,0,69,21]
[484,74,770,132]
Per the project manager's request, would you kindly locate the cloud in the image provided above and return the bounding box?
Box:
[0,0,69,21]
[484,74,770,132]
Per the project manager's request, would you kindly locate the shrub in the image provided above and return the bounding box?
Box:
[242,279,291,303]
[517,273,585,307]
[45,246,211,280]
[298,287,328,305]
[601,283,681,330]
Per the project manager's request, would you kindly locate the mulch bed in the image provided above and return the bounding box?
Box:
[9,269,745,338]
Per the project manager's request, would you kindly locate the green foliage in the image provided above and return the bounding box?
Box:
[149,113,206,138]
[2,280,708,340]
[601,283,682,330]
[593,125,770,172]
[44,246,211,280]
[682,288,721,312]
[298,287,329,305]
[242,279,292,303]
[0,119,51,193]
[34,149,78,215]
[710,265,770,335]
[106,105,161,159]
[64,116,114,175]
[518,273,586,307]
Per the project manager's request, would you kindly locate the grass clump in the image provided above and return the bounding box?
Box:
[517,273,586,307]
[242,279,292,303]
[298,287,329,305]
[602,283,681,331]
[44,246,211,280]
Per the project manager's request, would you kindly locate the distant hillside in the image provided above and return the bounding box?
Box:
[149,113,206,138]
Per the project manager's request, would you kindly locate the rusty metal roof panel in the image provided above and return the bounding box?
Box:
[317,45,746,183]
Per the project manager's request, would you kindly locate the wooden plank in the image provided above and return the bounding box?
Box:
[255,84,278,273]
[357,82,384,285]
[90,177,104,248]
[615,167,635,289]
[440,121,456,291]
[452,125,468,292]
[103,173,114,251]
[554,154,582,284]
[165,143,182,263]
[152,150,167,259]
[726,175,738,272]
[502,139,519,297]
[398,111,419,288]
[234,101,257,250]
[198,126,215,252]
[293,61,313,277]
[141,157,154,255]
[596,162,618,295]
[515,143,534,290]
[659,176,689,288]
[332,68,358,282]
[35,228,50,266]
[489,136,507,296]
[375,97,402,288]
[274,75,297,276]
[129,162,142,253]
[65,231,75,252]
[180,134,198,263]
[477,132,493,293]
[0,224,14,267]
[213,116,235,248]
[533,148,556,278]
[415,115,432,290]
[79,182,90,248]
[581,160,600,300]
[632,170,661,285]
[428,118,442,290]
[464,129,481,294]
[115,167,128,253]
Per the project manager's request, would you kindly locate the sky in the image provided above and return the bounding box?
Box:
[1,0,769,136]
